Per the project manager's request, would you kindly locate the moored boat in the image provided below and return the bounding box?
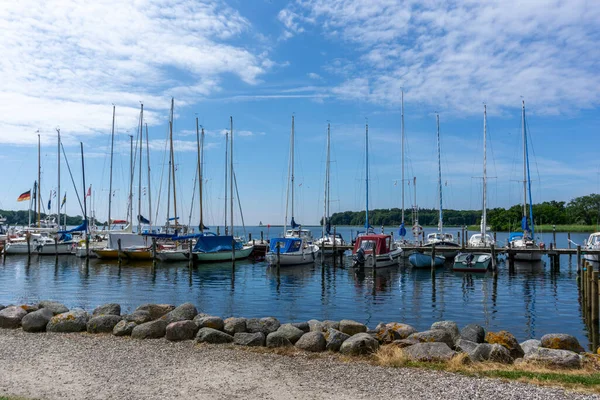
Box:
[352,234,403,268]
[409,252,445,268]
[584,232,600,263]
[453,252,491,272]
[266,237,318,266]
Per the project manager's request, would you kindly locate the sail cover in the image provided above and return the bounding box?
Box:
[108,233,146,249]
[57,220,87,234]
[269,237,302,253]
[398,222,407,237]
[193,235,242,253]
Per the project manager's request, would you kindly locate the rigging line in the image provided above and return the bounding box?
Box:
[188,162,198,229]
[60,141,84,214]
[153,123,170,227]
[232,168,246,239]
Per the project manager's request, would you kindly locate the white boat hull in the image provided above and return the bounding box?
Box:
[372,248,403,268]
[4,242,37,254]
[266,245,319,266]
[584,254,600,263]
[513,251,543,261]
[194,245,254,263]
[157,250,189,262]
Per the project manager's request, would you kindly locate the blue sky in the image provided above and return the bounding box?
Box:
[1,0,599,227]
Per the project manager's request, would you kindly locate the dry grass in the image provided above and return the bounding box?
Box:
[374,345,600,394]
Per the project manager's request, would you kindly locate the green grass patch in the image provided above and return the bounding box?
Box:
[477,370,600,387]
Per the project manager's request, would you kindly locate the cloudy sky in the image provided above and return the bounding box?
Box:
[1,0,599,228]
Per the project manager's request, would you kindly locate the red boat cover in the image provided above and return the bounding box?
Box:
[352,234,392,255]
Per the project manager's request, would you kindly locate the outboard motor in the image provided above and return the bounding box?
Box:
[352,247,366,268]
[465,253,475,265]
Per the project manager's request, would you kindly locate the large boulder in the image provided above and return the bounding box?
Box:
[460,323,485,344]
[92,303,121,317]
[408,330,454,349]
[375,323,417,343]
[455,339,479,358]
[46,309,89,333]
[431,321,460,345]
[234,332,265,347]
[520,339,541,356]
[21,308,54,332]
[276,324,305,344]
[166,321,198,341]
[247,317,281,335]
[113,320,136,336]
[296,332,327,352]
[472,344,513,364]
[162,303,198,324]
[339,319,367,336]
[135,304,175,320]
[193,316,224,331]
[524,348,581,368]
[322,320,339,331]
[339,333,379,355]
[196,327,233,344]
[308,319,325,332]
[0,306,28,329]
[540,334,585,354]
[223,317,247,336]
[325,328,350,352]
[404,342,457,362]
[87,315,122,334]
[38,301,69,315]
[131,319,168,339]
[485,331,524,359]
[392,338,420,348]
[19,304,39,313]
[0,304,4,311]
[291,322,310,333]
[125,310,153,324]
[266,331,293,348]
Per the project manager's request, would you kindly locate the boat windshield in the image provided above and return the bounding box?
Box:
[359,240,377,252]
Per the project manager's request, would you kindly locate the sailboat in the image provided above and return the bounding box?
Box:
[454,105,493,272]
[315,123,345,253]
[397,89,410,248]
[266,116,319,266]
[192,116,253,262]
[351,122,403,269]
[509,100,543,261]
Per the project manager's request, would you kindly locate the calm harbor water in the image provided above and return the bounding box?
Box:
[0,226,595,349]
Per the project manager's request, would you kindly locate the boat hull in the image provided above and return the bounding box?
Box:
[157,250,189,262]
[94,249,119,259]
[409,252,445,268]
[372,248,403,268]
[266,246,319,266]
[422,241,460,258]
[453,252,491,272]
[4,243,38,255]
[584,254,600,263]
[122,250,153,260]
[194,245,254,263]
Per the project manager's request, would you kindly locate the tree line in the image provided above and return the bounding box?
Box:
[0,210,101,227]
[328,194,600,230]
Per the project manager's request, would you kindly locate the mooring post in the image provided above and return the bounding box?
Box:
[553,225,557,249]
[582,261,588,312]
[276,242,280,272]
[54,233,58,260]
[152,237,157,267]
[249,233,252,242]
[490,244,497,272]
[588,262,593,314]
[592,271,599,324]
[333,226,338,267]
[458,230,462,249]
[117,238,122,266]
[188,240,193,269]
[577,245,582,274]
[431,242,436,269]
[568,232,572,249]
[260,231,264,244]
[26,232,31,259]
[493,232,497,245]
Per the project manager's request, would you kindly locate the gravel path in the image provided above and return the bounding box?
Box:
[0,329,596,400]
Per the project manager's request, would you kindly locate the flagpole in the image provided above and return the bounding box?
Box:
[37,133,41,227]
[81,142,89,259]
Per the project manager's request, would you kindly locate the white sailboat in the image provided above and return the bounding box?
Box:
[509,101,543,261]
[266,116,319,266]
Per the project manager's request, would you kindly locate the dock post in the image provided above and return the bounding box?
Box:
[260,231,264,244]
[493,232,497,245]
[553,225,557,249]
[188,240,193,269]
[568,232,571,249]
[431,243,436,279]
[588,262,594,314]
[117,238,122,266]
[276,242,280,273]
[333,226,338,268]
[458,230,462,249]
[490,244,497,272]
[592,271,599,324]
[152,237,157,267]
[26,232,31,259]
[249,233,252,242]
[577,245,582,274]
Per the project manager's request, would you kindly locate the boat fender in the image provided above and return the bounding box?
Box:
[539,242,545,249]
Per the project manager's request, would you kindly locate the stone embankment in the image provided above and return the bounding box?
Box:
[0,301,598,369]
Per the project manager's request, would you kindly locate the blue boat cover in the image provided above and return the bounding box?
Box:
[398,222,407,237]
[172,232,217,241]
[58,220,87,234]
[193,235,242,253]
[269,237,302,253]
[509,232,523,242]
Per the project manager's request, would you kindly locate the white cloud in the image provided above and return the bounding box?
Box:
[0,0,271,145]
[281,0,600,114]
[307,72,322,80]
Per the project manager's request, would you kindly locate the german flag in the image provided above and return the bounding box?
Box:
[17,190,31,202]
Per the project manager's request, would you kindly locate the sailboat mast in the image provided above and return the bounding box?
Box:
[129,135,133,227]
[137,104,143,233]
[436,114,443,234]
[108,105,115,229]
[166,102,173,232]
[522,100,527,223]
[170,99,178,231]
[401,89,405,224]
[57,128,61,229]
[37,134,41,227]
[323,123,330,239]
[196,118,202,232]
[230,116,234,237]
[482,105,487,239]
[413,176,418,225]
[145,123,152,229]
[200,126,205,232]
[291,115,295,226]
[365,122,369,229]
[224,131,228,235]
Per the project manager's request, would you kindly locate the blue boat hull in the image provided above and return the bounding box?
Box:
[409,252,445,268]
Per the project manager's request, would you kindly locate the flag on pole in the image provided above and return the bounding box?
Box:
[48,190,52,210]
[61,193,66,208]
[85,185,91,198]
[17,190,31,202]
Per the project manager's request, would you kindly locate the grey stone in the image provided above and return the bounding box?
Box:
[125,310,153,324]
[339,319,367,336]
[540,333,585,353]
[234,332,265,347]
[431,321,460,345]
[325,328,350,352]
[193,316,224,331]
[266,331,293,348]
[196,327,233,344]
[46,309,89,333]
[38,301,69,315]
[520,339,541,356]
[86,315,123,334]
[135,303,175,320]
[92,303,121,317]
[162,303,198,324]
[19,304,39,313]
[470,343,513,364]
[308,319,325,332]
[375,323,417,344]
[21,308,54,332]
[291,322,309,333]
[322,320,339,331]
[276,323,305,344]
[166,320,198,341]
[485,331,524,360]
[408,329,454,348]
[0,306,28,329]
[296,332,327,352]
[247,317,281,335]
[131,319,168,339]
[339,332,379,355]
[392,338,420,348]
[223,317,247,335]
[0,304,4,311]
[404,342,457,362]
[455,339,479,356]
[460,323,485,343]
[524,347,581,368]
[113,320,136,336]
